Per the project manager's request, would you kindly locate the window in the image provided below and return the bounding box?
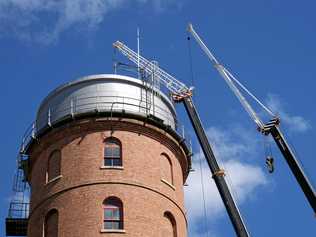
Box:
[162,211,177,237]
[104,138,122,167]
[103,197,123,230]
[160,153,173,185]
[47,150,61,182]
[44,209,58,237]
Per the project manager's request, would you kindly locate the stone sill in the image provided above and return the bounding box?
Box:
[100,229,126,234]
[100,166,124,170]
[161,178,175,190]
[46,175,63,185]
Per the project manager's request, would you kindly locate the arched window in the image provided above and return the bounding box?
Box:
[44,209,58,237]
[103,197,123,230]
[162,211,177,237]
[160,153,173,185]
[47,150,61,182]
[104,138,122,167]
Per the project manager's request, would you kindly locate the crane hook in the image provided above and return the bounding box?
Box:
[266,156,274,173]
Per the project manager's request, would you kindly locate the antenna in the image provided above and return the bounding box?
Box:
[137,27,140,79]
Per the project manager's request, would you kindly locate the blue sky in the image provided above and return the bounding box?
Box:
[1,0,316,236]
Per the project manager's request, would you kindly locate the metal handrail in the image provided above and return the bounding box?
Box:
[52,95,174,118]
[20,95,192,154]
[44,95,175,127]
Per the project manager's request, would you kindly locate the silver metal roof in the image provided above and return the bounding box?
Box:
[35,74,177,133]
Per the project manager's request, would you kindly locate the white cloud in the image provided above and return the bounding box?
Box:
[185,126,268,236]
[185,156,267,219]
[205,126,258,162]
[0,0,111,44]
[266,94,311,133]
[0,0,178,44]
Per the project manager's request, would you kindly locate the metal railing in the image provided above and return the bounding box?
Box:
[21,95,192,154]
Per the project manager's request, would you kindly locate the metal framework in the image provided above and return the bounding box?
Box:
[113,41,189,95]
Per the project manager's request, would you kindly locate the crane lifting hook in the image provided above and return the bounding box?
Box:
[266,156,274,173]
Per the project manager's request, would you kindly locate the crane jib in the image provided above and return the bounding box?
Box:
[188,23,316,216]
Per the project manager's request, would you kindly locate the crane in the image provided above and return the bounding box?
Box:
[187,23,316,215]
[113,41,250,237]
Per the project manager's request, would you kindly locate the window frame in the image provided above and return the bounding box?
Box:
[46,149,61,183]
[103,197,124,230]
[103,137,122,167]
[160,153,174,186]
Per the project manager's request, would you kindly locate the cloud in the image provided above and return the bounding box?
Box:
[0,0,178,44]
[184,126,268,236]
[0,0,111,44]
[185,157,267,221]
[205,126,258,162]
[266,94,311,133]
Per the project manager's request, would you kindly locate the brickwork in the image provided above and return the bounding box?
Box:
[27,118,190,237]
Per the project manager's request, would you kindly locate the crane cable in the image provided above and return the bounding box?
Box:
[187,35,248,236]
[198,151,210,237]
[187,35,210,237]
[187,33,251,235]
[187,36,195,88]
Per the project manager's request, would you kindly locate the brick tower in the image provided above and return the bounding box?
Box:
[24,74,191,237]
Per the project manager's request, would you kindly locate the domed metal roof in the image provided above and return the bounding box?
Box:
[35,74,177,134]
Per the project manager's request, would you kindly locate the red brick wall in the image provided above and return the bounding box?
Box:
[27,118,189,237]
